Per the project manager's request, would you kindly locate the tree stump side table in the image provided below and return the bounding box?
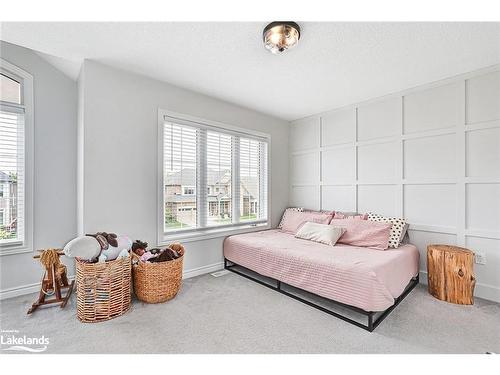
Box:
[427,244,476,305]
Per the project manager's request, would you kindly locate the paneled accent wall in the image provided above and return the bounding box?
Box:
[289,66,500,302]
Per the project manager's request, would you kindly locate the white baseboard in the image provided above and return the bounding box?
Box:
[182,262,224,279]
[0,275,76,301]
[419,270,500,303]
[0,282,41,300]
[0,262,225,301]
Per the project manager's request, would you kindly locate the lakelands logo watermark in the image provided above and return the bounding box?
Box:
[1,330,49,353]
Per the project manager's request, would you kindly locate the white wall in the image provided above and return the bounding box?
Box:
[0,42,78,298]
[79,60,289,275]
[289,66,500,302]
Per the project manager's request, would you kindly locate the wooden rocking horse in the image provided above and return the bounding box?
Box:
[27,248,74,314]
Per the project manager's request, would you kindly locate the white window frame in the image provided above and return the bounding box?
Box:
[0,58,34,256]
[182,186,196,196]
[158,109,271,244]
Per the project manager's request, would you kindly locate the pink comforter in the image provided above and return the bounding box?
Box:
[223,229,419,312]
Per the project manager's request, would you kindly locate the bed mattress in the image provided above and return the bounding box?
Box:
[223,229,419,312]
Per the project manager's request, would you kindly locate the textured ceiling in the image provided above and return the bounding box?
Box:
[1,22,499,121]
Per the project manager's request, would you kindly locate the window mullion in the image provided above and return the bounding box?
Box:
[259,142,268,220]
[232,136,240,224]
[197,128,207,228]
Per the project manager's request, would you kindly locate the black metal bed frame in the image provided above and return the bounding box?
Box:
[224,258,419,332]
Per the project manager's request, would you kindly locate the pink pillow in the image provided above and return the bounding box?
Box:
[329,219,392,250]
[281,211,333,234]
[333,212,368,220]
[305,209,335,215]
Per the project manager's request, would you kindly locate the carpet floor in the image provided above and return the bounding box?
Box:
[1,271,499,354]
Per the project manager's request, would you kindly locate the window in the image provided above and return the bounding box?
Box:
[0,73,21,104]
[0,59,33,253]
[160,111,269,240]
[182,186,195,195]
[164,123,197,231]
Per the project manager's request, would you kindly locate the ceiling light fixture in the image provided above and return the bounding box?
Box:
[263,21,301,54]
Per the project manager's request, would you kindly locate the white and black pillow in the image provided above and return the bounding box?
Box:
[277,207,304,229]
[367,213,407,248]
[399,223,410,244]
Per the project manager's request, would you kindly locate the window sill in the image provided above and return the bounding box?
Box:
[0,241,32,256]
[159,222,271,244]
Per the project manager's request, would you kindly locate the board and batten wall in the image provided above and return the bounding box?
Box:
[289,66,500,302]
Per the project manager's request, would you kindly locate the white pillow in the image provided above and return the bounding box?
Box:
[295,222,345,246]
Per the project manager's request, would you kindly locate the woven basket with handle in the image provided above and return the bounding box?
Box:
[132,246,184,304]
[76,256,131,323]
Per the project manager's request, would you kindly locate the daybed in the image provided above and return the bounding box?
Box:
[223,229,420,331]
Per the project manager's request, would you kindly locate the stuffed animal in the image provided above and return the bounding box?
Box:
[98,235,131,261]
[89,232,118,248]
[169,242,184,256]
[149,248,178,263]
[133,243,185,263]
[132,240,148,257]
[148,244,183,263]
[64,236,101,260]
[63,232,132,262]
[140,251,156,262]
[117,248,130,259]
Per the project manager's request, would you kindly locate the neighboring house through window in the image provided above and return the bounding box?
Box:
[160,110,269,240]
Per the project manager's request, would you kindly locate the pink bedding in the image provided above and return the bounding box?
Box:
[223,229,419,312]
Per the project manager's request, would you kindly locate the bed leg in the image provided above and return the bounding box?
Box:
[368,313,374,332]
[277,280,281,290]
[224,258,228,269]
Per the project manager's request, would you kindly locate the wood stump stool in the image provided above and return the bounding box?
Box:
[427,244,476,305]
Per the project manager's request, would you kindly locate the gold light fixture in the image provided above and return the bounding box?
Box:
[263,22,301,54]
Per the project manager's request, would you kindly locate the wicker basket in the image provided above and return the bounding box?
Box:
[132,247,184,303]
[75,256,132,323]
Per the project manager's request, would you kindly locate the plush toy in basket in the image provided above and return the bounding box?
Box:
[64,232,132,263]
[63,232,133,323]
[131,240,185,304]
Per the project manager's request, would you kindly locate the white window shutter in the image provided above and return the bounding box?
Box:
[0,106,25,243]
[206,131,232,227]
[163,122,198,231]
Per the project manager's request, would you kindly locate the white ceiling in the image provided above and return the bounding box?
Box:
[1,22,499,121]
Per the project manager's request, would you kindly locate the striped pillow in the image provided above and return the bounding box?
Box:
[281,210,333,234]
[333,212,368,220]
[330,219,392,250]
